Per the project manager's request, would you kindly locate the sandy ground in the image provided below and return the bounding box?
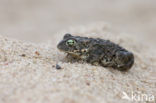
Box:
[0,23,155,103]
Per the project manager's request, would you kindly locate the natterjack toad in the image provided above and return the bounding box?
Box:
[57,34,134,71]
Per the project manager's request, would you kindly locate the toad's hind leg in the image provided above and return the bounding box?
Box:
[114,51,134,71]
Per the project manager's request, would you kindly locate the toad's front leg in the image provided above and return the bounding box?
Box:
[86,55,100,66]
[86,45,104,66]
[65,54,80,62]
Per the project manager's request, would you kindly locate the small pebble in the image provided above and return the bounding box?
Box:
[35,51,40,55]
[56,64,62,69]
[21,54,26,57]
[86,82,90,86]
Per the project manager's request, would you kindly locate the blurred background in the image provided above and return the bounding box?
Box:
[0,0,156,43]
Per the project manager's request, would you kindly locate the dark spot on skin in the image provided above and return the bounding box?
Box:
[56,64,62,69]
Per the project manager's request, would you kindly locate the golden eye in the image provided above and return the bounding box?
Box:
[66,39,76,46]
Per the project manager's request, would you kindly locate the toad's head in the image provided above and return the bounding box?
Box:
[57,33,90,58]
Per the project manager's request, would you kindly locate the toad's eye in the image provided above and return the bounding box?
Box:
[66,39,76,46]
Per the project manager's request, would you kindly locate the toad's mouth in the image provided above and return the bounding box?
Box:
[58,48,81,57]
[67,52,81,56]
